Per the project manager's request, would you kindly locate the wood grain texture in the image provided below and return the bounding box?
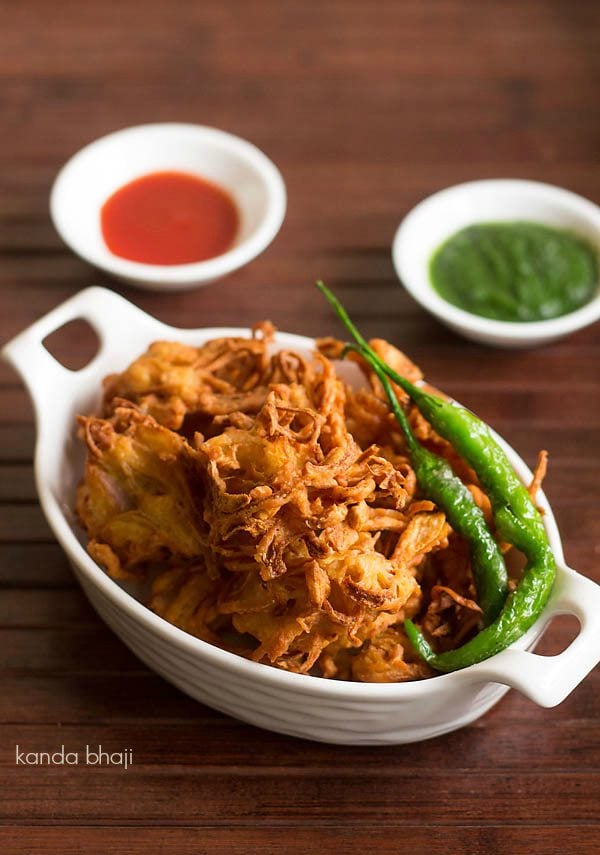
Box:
[1,1,599,852]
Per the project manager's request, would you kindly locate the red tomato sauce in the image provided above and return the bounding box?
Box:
[101,171,239,265]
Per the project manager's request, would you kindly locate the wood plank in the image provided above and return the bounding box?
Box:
[0,674,201,723]
[0,590,96,627]
[0,464,36,500]
[0,390,34,423]
[0,425,34,462]
[0,627,145,673]
[0,544,75,588]
[0,504,53,541]
[0,826,598,855]
[1,765,599,824]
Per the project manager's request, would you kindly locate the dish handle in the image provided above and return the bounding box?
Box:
[1,287,159,415]
[472,565,600,707]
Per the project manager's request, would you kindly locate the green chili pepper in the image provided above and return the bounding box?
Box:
[316,280,556,672]
[343,342,508,625]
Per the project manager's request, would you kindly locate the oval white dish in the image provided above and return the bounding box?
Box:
[392,179,600,347]
[50,123,287,291]
[3,287,600,744]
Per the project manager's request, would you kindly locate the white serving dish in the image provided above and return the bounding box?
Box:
[50,123,286,291]
[392,179,600,347]
[3,287,600,745]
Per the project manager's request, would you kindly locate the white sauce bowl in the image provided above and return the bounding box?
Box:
[392,179,600,347]
[3,288,600,744]
[50,123,286,290]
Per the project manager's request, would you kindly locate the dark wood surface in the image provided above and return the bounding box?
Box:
[1,2,599,853]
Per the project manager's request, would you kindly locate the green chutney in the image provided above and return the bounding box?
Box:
[429,221,598,322]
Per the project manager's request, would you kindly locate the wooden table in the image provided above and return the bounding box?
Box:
[1,2,599,852]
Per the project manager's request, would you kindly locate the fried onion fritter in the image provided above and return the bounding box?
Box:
[75,323,522,682]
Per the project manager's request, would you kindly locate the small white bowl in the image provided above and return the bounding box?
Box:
[392,179,600,347]
[50,123,287,291]
[3,287,600,744]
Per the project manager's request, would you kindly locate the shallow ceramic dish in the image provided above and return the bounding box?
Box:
[392,179,600,347]
[50,123,286,291]
[3,287,600,745]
